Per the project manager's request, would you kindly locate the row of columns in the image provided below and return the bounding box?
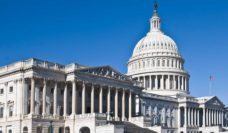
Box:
[136,75,188,91]
[184,107,200,127]
[205,108,224,127]
[29,78,135,121]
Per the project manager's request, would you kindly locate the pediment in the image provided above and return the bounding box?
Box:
[206,96,224,108]
[76,66,130,81]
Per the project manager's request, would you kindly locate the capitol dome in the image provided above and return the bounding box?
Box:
[132,31,179,57]
[127,1,190,97]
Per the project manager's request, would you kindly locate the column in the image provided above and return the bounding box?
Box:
[178,76,180,90]
[122,90,125,121]
[143,76,146,88]
[206,109,209,126]
[129,91,132,120]
[221,110,224,126]
[91,84,95,113]
[184,107,187,127]
[161,75,164,89]
[191,108,194,127]
[173,76,176,90]
[82,82,86,114]
[181,76,184,90]
[71,81,76,116]
[30,78,35,115]
[42,80,47,116]
[53,82,58,116]
[203,108,206,127]
[188,107,190,127]
[184,77,187,91]
[99,86,103,113]
[194,108,197,127]
[115,89,118,120]
[63,83,68,117]
[212,109,214,126]
[155,75,158,90]
[149,76,152,90]
[209,109,211,126]
[107,87,111,114]
[197,109,200,127]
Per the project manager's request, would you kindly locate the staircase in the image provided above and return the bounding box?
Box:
[109,121,157,133]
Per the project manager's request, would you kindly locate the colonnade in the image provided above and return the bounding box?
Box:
[183,107,200,127]
[135,74,189,91]
[181,107,224,128]
[204,108,224,127]
[28,78,136,121]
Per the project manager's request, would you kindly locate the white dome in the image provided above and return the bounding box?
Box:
[127,3,190,97]
[132,31,179,57]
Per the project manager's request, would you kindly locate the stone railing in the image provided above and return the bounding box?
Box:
[178,96,198,103]
[142,92,177,102]
[75,113,106,119]
[0,58,66,75]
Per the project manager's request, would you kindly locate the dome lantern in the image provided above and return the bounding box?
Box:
[150,0,161,32]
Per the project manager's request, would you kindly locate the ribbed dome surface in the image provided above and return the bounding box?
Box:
[133,31,179,57]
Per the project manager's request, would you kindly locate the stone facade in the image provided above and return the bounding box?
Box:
[0,1,227,133]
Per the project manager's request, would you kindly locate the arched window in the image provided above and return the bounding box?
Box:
[152,60,155,67]
[9,106,13,117]
[167,60,170,67]
[23,127,28,133]
[171,60,174,67]
[143,61,145,68]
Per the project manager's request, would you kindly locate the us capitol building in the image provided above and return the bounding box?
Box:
[0,1,227,133]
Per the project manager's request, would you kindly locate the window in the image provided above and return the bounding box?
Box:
[9,106,13,117]
[9,87,13,93]
[0,89,3,94]
[0,107,3,118]
[23,127,28,133]
[8,129,12,133]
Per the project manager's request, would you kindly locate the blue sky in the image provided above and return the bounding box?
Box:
[0,0,227,105]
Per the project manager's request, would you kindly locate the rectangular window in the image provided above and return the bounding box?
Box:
[9,106,13,117]
[0,107,3,118]
[0,89,3,94]
[9,87,13,93]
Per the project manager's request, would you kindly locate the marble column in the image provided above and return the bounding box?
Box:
[155,75,158,90]
[82,82,86,114]
[149,76,152,90]
[181,76,184,91]
[115,89,118,120]
[188,108,190,127]
[99,86,103,113]
[72,81,76,116]
[91,84,95,113]
[122,90,125,121]
[177,76,180,90]
[206,109,209,126]
[30,78,35,115]
[63,83,68,117]
[53,82,58,116]
[42,80,47,116]
[143,76,146,88]
[184,107,187,127]
[194,108,197,127]
[197,109,200,127]
[107,87,111,114]
[129,91,132,120]
[203,108,206,127]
